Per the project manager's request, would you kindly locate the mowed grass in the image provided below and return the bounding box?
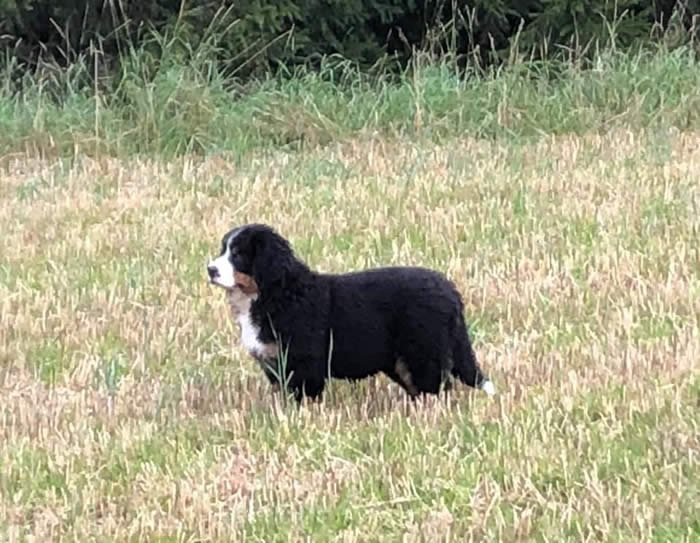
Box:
[1,126,699,540]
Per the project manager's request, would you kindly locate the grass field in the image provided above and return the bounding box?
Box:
[1,46,699,541]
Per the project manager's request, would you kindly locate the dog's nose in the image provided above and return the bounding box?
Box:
[207,265,219,279]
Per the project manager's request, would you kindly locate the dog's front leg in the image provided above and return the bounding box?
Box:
[287,369,325,404]
[261,365,281,390]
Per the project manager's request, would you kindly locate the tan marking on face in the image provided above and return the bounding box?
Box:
[395,359,419,396]
[234,271,259,296]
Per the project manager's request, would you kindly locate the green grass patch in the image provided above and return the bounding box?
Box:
[2,45,700,159]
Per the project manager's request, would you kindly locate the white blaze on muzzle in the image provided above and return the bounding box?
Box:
[208,227,244,289]
[207,245,236,289]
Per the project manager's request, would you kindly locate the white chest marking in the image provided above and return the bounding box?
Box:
[226,289,277,361]
[238,311,267,358]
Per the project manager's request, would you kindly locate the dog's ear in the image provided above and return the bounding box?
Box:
[251,228,293,292]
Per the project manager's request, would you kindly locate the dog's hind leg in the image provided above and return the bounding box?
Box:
[384,359,420,398]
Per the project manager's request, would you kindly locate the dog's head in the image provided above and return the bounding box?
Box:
[206,223,296,295]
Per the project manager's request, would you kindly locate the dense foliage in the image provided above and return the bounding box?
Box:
[0,0,697,79]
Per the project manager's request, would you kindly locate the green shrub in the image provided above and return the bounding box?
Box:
[0,0,696,82]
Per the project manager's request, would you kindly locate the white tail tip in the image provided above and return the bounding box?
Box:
[481,380,496,396]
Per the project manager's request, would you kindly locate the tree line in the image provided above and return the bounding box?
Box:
[1,0,697,79]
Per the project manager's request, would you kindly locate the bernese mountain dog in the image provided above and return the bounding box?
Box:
[207,223,495,403]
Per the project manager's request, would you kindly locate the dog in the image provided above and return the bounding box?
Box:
[207,223,495,403]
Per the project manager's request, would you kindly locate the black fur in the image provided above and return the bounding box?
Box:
[216,223,492,403]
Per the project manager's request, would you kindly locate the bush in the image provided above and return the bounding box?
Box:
[0,0,696,82]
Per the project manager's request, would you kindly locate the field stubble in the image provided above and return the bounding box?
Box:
[0,127,698,540]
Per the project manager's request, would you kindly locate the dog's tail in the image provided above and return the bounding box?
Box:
[450,314,496,396]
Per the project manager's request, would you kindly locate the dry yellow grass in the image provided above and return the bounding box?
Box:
[0,127,698,541]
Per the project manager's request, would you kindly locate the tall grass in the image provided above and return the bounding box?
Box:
[1,28,699,159]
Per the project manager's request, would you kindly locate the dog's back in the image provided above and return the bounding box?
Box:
[323,267,462,383]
